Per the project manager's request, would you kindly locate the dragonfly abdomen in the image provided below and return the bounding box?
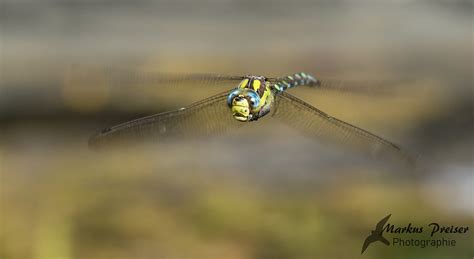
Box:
[273,72,319,92]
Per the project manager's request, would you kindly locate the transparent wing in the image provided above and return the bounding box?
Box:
[314,78,412,94]
[66,65,244,89]
[271,92,413,164]
[267,77,412,95]
[89,90,242,148]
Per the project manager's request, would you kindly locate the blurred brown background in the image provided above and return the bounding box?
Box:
[1,0,472,258]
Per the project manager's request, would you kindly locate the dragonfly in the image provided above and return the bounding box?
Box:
[89,71,412,164]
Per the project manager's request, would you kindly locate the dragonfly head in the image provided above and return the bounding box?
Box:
[227,89,260,122]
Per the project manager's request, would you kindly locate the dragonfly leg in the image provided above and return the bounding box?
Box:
[272,72,320,92]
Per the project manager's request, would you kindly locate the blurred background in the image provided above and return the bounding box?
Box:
[1,0,472,258]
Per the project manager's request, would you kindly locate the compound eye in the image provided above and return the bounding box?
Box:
[249,98,256,107]
[247,91,260,108]
[227,90,240,107]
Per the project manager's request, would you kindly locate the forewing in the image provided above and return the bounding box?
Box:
[314,78,411,95]
[268,77,412,95]
[65,65,243,92]
[272,92,413,164]
[89,90,241,148]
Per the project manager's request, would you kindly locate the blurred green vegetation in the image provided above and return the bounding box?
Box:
[1,142,472,259]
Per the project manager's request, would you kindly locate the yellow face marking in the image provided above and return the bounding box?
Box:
[252,79,261,91]
[231,97,250,121]
[239,79,249,89]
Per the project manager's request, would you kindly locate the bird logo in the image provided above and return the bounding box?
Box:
[361,214,391,254]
